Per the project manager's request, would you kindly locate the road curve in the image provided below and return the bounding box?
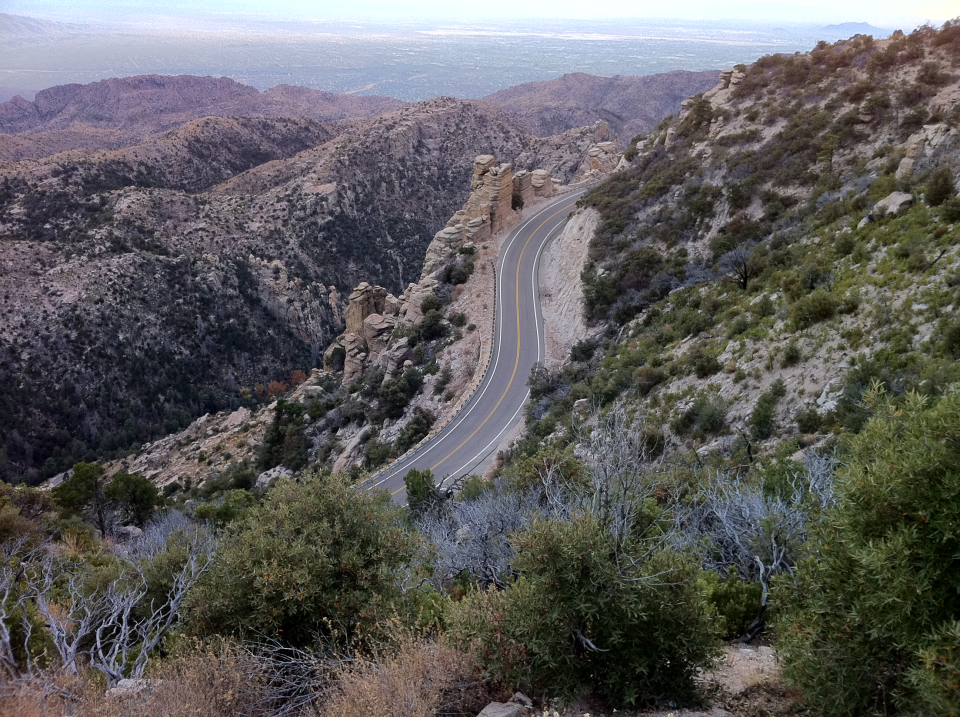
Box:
[366,189,587,502]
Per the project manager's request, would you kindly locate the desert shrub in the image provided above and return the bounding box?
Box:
[192,489,256,527]
[750,379,786,441]
[186,470,415,647]
[570,338,597,362]
[700,567,764,640]
[404,468,439,513]
[672,393,728,438]
[942,197,960,222]
[778,391,960,716]
[257,398,308,471]
[395,408,435,454]
[379,369,423,419]
[432,365,452,396]
[789,289,838,329]
[782,339,803,367]
[796,405,823,434]
[51,462,111,538]
[634,364,666,395]
[688,345,722,378]
[450,515,719,707]
[420,293,441,314]
[420,310,447,341]
[324,637,488,717]
[104,471,159,527]
[834,232,856,257]
[926,166,957,207]
[364,439,392,470]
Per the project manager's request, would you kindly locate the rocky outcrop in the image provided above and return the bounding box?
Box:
[896,123,957,178]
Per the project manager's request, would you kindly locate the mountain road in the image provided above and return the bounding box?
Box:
[366,188,587,502]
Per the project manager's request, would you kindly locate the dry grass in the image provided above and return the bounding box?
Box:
[0,642,268,717]
[321,637,493,717]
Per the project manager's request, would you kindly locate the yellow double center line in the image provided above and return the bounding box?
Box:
[390,199,576,495]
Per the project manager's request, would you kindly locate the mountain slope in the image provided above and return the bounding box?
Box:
[516,25,960,470]
[0,96,606,485]
[483,70,721,140]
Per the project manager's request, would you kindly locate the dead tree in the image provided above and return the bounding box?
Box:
[676,454,837,641]
[719,245,754,290]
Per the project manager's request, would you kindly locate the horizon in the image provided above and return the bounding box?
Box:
[1,1,957,26]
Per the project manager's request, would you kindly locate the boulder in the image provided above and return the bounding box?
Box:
[477,703,523,717]
[379,337,411,378]
[256,465,293,490]
[513,169,536,206]
[871,191,914,218]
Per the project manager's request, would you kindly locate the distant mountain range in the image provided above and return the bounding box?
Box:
[483,70,721,141]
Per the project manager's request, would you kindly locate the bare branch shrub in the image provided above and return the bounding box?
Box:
[676,453,837,639]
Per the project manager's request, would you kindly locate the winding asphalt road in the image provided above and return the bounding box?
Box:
[366,188,587,502]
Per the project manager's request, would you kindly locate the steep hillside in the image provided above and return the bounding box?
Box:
[483,70,721,140]
[0,96,608,485]
[514,24,960,470]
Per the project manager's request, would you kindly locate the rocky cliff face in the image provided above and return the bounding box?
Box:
[0,92,613,484]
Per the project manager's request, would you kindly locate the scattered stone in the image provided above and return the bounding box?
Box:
[105,678,157,700]
[477,703,523,717]
[510,691,534,707]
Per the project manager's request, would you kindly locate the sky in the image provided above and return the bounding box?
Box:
[3,0,955,26]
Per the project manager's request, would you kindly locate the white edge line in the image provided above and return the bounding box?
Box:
[436,220,565,485]
[366,195,576,490]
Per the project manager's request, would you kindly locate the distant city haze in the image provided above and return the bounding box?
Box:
[0,1,952,102]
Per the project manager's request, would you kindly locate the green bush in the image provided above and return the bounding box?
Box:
[750,379,786,441]
[395,407,435,453]
[789,289,838,329]
[420,293,441,314]
[105,471,159,527]
[688,345,722,378]
[700,567,764,640]
[450,515,719,707]
[796,405,823,434]
[634,365,666,396]
[404,467,437,512]
[672,393,728,438]
[257,398,308,471]
[926,166,956,207]
[941,196,960,222]
[186,470,414,646]
[420,309,448,341]
[778,391,960,716]
[782,339,803,367]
